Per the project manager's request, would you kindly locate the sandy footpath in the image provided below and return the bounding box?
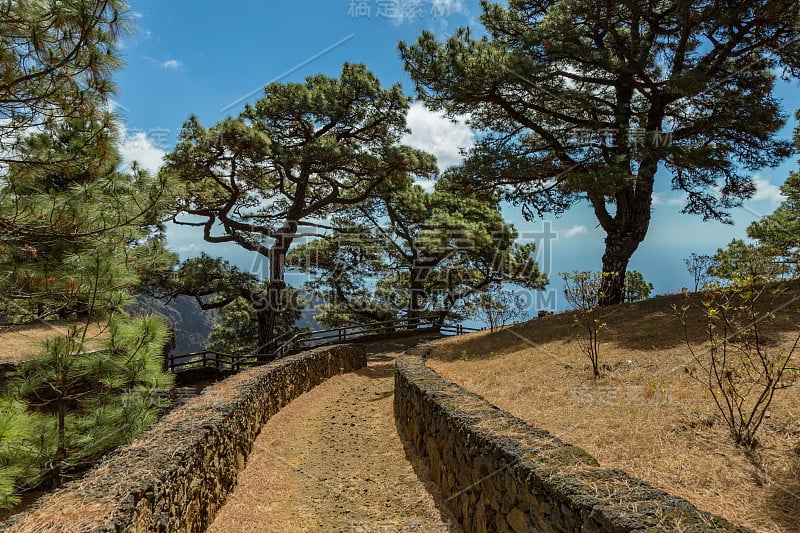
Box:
[208,336,460,533]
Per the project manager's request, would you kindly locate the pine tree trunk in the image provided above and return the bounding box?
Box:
[597,203,652,306]
[260,279,285,354]
[408,275,424,329]
[255,227,296,360]
[253,280,287,362]
[408,262,434,328]
[598,245,630,306]
[592,163,657,307]
[255,306,272,357]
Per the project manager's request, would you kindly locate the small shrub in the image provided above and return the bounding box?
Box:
[624,270,654,302]
[561,271,612,377]
[676,279,800,448]
[473,287,528,332]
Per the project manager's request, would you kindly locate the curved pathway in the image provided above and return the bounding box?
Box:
[208,336,460,533]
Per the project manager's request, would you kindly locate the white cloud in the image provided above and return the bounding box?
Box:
[750,175,785,203]
[431,0,466,17]
[652,192,687,207]
[130,11,143,19]
[402,103,475,171]
[120,129,166,174]
[142,56,183,70]
[563,225,588,238]
[414,178,437,192]
[177,243,201,253]
[161,59,182,70]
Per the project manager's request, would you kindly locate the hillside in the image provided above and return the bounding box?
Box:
[134,294,321,355]
[0,294,323,363]
[428,285,800,533]
[0,321,108,363]
[132,295,220,355]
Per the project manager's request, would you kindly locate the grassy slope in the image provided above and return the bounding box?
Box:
[0,321,108,363]
[428,286,800,533]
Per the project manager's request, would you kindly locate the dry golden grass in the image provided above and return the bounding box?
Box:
[428,288,800,533]
[0,320,108,362]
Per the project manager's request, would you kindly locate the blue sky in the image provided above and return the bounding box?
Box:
[114,0,800,310]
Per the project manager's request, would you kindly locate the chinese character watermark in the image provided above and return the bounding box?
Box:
[125,127,173,150]
[570,128,674,148]
[348,0,458,22]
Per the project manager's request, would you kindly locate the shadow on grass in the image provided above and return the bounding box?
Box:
[431,282,800,363]
[762,444,800,532]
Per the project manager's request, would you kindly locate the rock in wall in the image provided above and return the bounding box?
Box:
[394,343,753,533]
[2,343,367,533]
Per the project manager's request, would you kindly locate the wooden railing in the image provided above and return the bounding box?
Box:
[165,317,481,375]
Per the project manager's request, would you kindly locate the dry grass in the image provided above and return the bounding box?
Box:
[428,288,800,533]
[0,320,108,362]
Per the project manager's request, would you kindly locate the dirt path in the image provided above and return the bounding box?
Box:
[208,337,460,533]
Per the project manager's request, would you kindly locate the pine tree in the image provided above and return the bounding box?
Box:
[0,0,129,170]
[288,176,547,327]
[747,111,800,274]
[164,63,437,352]
[401,0,799,305]
[624,271,653,302]
[0,1,175,507]
[0,138,174,501]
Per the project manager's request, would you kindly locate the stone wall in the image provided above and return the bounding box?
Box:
[3,344,367,533]
[394,344,753,533]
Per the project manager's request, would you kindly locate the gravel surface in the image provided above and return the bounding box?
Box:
[208,336,460,533]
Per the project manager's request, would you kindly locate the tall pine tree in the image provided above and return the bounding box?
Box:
[0,1,175,506]
[401,0,799,304]
[165,64,436,353]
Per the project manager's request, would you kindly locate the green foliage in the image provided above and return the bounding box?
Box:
[0,119,172,322]
[206,290,305,354]
[677,280,800,448]
[624,271,653,302]
[684,253,715,292]
[164,63,436,347]
[561,271,611,377]
[746,111,800,275]
[163,255,307,353]
[206,298,259,354]
[0,1,176,508]
[0,0,129,169]
[709,239,788,285]
[0,399,45,508]
[0,321,167,508]
[287,226,397,328]
[165,254,257,310]
[747,173,800,272]
[287,177,547,328]
[401,0,799,304]
[11,316,173,488]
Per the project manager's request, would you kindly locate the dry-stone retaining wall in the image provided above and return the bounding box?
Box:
[394,343,753,533]
[2,344,367,533]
